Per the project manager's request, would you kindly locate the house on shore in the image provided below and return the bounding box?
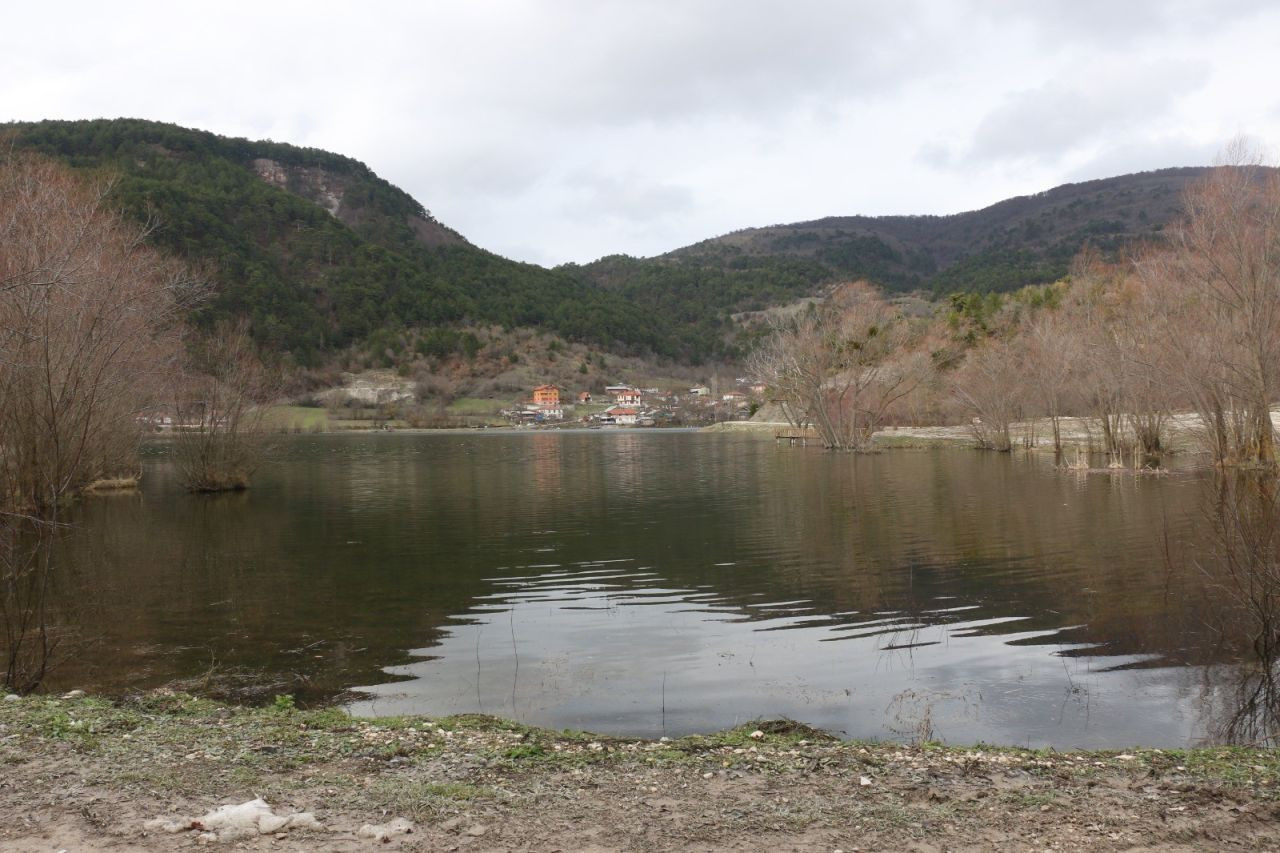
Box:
[610,387,641,406]
[511,384,562,422]
[604,407,640,426]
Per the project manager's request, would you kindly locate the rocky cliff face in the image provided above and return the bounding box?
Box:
[253,157,344,218]
[251,156,464,248]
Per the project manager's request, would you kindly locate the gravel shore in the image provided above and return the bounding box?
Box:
[2,692,1278,851]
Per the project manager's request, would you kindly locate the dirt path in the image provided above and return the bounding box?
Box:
[2,693,1278,851]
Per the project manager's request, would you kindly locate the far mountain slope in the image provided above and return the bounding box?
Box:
[3,118,1226,367]
[566,169,1211,349]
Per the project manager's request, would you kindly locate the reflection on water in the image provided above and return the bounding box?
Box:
[1185,473,1280,747]
[35,430,1277,746]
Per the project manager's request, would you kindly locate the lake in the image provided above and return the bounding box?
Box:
[50,429,1260,748]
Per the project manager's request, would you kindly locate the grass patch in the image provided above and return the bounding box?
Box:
[366,778,495,820]
[445,397,506,416]
[871,434,974,449]
[674,719,836,752]
[84,475,140,491]
[263,405,330,432]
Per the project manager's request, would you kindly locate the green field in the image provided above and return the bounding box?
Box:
[445,397,508,416]
[263,405,330,432]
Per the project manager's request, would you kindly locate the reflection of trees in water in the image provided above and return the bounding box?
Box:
[1192,473,1280,745]
[1,515,96,693]
[750,451,1211,658]
[29,437,1271,736]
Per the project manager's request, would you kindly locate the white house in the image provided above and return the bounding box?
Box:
[610,387,642,406]
[608,407,640,425]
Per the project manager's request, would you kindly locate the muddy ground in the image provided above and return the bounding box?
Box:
[2,692,1278,851]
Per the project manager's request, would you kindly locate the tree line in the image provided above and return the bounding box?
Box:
[752,151,1280,468]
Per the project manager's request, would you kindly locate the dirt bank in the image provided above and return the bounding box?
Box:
[2,692,1278,851]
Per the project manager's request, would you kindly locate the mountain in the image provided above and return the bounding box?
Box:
[4,119,1211,367]
[565,169,1207,343]
[2,119,682,364]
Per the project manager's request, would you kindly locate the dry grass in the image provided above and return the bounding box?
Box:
[83,476,140,492]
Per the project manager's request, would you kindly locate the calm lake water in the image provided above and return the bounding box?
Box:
[52,430,1258,748]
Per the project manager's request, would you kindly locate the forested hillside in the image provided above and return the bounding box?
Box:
[4,119,1217,368]
[567,169,1207,332]
[2,119,686,364]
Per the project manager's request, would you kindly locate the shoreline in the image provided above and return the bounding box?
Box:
[2,691,1277,850]
[701,416,1216,456]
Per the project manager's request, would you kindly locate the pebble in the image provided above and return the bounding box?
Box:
[60,690,85,699]
[466,824,488,837]
[749,730,765,740]
[2,695,18,703]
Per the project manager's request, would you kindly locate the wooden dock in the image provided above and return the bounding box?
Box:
[775,428,819,446]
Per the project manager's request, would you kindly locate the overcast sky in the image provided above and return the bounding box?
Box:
[5,1,1279,265]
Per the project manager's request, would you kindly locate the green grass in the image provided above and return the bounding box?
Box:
[4,693,1280,795]
[366,778,496,819]
[263,405,330,432]
[446,397,507,416]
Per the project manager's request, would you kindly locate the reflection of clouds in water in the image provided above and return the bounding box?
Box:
[349,561,1196,748]
[56,432,1258,746]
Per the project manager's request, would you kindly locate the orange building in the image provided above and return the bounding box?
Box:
[532,384,560,406]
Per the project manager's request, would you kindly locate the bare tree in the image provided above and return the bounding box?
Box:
[173,320,274,491]
[0,151,197,692]
[0,153,196,509]
[1069,260,1174,460]
[750,282,925,450]
[1145,146,1280,467]
[1022,309,1080,456]
[950,337,1025,451]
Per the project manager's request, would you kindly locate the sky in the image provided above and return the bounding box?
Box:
[5,1,1280,266]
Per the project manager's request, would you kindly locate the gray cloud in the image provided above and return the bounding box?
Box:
[1062,136,1219,182]
[975,0,1273,46]
[941,60,1210,166]
[561,171,695,224]
[5,1,1280,263]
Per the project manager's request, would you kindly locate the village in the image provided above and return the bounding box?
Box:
[502,379,768,427]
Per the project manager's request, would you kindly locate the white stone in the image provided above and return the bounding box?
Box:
[357,817,414,841]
